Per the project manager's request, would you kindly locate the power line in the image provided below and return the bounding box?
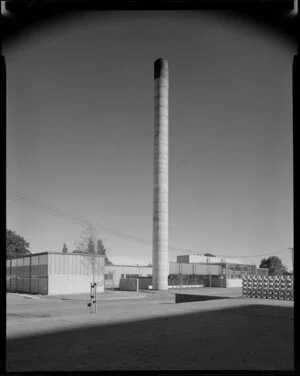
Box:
[8,195,149,245]
[7,191,91,227]
[7,191,186,252]
[184,249,289,259]
[7,189,290,260]
[7,190,161,247]
[6,191,192,253]
[237,249,289,258]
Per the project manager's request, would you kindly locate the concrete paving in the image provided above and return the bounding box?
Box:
[172,287,243,298]
[7,290,145,300]
[7,287,241,301]
[6,292,293,371]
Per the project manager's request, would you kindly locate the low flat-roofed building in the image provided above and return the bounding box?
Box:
[176,254,243,264]
[7,252,105,295]
[104,264,152,289]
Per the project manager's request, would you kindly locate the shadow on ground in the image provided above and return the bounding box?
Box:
[6,304,293,371]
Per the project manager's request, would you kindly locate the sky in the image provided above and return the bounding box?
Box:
[5,11,294,269]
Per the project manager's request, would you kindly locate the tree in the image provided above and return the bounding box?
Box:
[62,243,68,253]
[259,256,288,276]
[73,226,111,285]
[97,239,106,255]
[6,229,31,259]
[204,253,215,257]
[73,237,95,255]
[97,239,113,265]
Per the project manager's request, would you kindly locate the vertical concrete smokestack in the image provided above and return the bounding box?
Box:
[152,58,169,290]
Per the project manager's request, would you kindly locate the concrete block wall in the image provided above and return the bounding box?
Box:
[242,275,293,300]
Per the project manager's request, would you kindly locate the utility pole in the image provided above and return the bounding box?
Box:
[207,255,211,288]
[288,248,294,272]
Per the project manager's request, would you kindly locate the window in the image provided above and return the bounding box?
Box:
[125,274,139,278]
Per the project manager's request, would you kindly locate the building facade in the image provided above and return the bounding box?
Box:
[104,260,268,289]
[6,252,268,294]
[6,252,105,295]
[104,264,152,289]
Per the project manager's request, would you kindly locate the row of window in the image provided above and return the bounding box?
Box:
[8,265,48,276]
[225,265,257,272]
[119,272,266,280]
[8,275,48,279]
[120,274,152,279]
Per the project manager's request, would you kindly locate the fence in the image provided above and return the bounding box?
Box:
[242,275,293,300]
[168,275,204,288]
[119,278,139,291]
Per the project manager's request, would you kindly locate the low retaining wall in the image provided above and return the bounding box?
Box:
[169,284,204,289]
[242,275,293,300]
[175,293,229,304]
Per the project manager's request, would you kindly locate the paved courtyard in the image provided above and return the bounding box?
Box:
[6,290,294,371]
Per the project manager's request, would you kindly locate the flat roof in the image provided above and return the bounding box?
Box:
[8,252,104,259]
[7,254,264,269]
[106,264,152,268]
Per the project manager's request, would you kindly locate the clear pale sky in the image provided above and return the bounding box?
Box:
[5,11,294,269]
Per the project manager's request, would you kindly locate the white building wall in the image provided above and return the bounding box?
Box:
[48,253,105,295]
[190,255,211,263]
[48,275,104,295]
[177,254,244,265]
[224,258,243,264]
[169,261,180,274]
[226,278,243,288]
[181,263,193,274]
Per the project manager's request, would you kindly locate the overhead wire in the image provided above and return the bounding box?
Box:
[7,191,91,227]
[7,189,290,259]
[184,248,289,259]
[7,190,162,247]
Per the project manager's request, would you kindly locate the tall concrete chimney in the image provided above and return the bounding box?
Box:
[152,58,169,290]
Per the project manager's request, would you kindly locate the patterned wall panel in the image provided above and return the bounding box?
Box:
[242,275,293,300]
